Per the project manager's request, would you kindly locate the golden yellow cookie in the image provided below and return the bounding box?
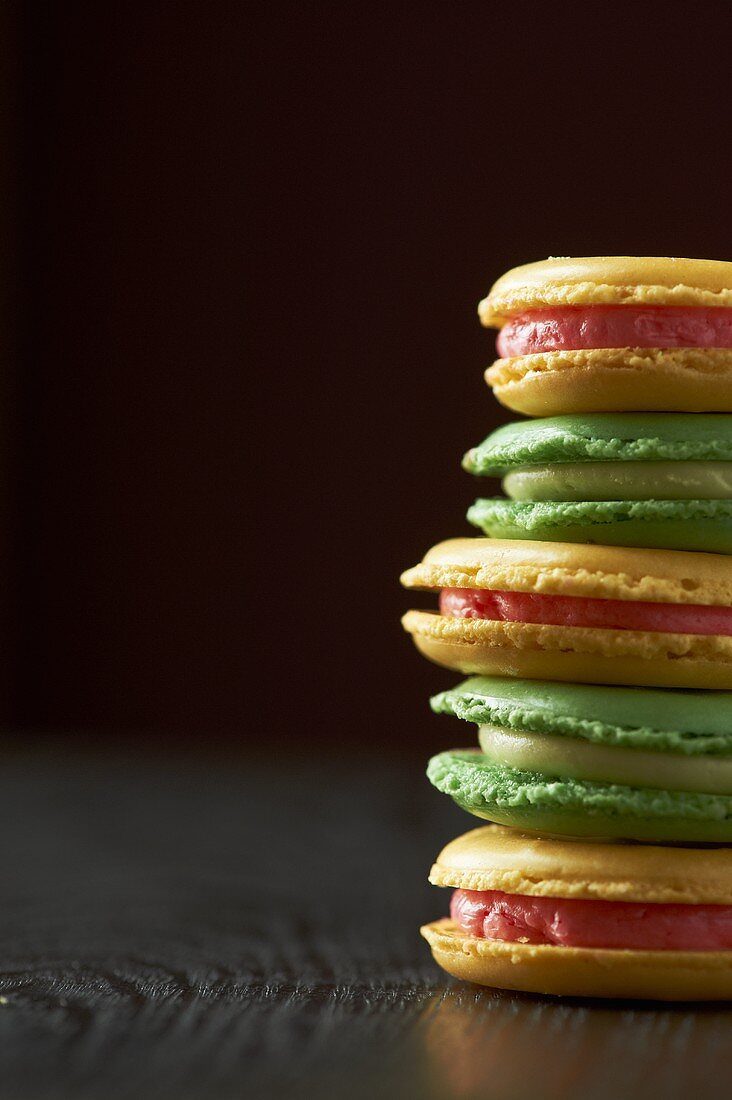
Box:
[478,257,732,414]
[479,257,732,324]
[401,539,732,689]
[422,825,732,1000]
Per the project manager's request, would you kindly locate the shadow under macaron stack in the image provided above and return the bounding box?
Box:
[400,257,732,1000]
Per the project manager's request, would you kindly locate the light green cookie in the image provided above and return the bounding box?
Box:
[463,414,732,552]
[428,677,732,840]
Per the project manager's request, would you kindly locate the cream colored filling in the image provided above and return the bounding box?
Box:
[477,724,732,795]
[503,461,732,502]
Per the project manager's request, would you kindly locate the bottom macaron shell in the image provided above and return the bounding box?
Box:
[427,751,732,843]
[421,919,732,1001]
[485,348,732,417]
[405,613,732,690]
[467,499,732,555]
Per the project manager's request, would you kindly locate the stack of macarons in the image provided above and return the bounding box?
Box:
[401,257,732,1000]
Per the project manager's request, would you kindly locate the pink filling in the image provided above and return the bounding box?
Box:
[439,588,732,637]
[451,889,732,951]
[496,306,732,357]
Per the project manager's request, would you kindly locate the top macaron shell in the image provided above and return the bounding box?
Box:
[479,257,732,326]
[430,676,732,756]
[429,823,732,904]
[479,257,732,415]
[401,537,732,605]
[463,413,732,475]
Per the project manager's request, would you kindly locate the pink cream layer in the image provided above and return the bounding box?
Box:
[451,889,732,951]
[496,306,732,357]
[439,588,732,636]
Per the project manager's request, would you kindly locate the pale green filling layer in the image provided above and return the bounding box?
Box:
[503,462,732,502]
[478,724,732,795]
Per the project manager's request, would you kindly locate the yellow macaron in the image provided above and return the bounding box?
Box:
[422,825,732,1000]
[401,538,732,689]
[479,257,732,415]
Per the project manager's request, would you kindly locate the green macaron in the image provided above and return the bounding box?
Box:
[463,414,732,552]
[427,676,732,841]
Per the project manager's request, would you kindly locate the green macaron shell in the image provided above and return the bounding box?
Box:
[427,750,732,842]
[463,414,732,478]
[430,677,732,756]
[466,497,732,553]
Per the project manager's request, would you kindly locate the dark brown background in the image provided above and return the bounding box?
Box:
[7,3,732,746]
[3,9,732,1098]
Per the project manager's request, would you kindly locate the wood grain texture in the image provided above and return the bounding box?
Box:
[0,747,729,1099]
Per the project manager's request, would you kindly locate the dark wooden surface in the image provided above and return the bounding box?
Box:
[0,745,730,1099]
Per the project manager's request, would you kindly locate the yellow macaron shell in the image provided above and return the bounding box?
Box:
[400,538,732,606]
[422,825,732,1000]
[401,540,732,689]
[420,921,732,1000]
[428,824,732,903]
[479,256,732,327]
[402,611,732,689]
[485,347,732,416]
